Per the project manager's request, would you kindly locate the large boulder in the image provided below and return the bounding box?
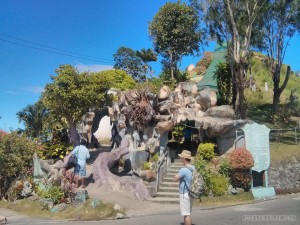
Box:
[205,105,235,119]
[196,88,217,110]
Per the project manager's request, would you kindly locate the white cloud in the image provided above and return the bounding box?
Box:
[23,86,44,94]
[76,64,114,73]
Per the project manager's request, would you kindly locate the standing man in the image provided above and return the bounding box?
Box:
[72,139,90,188]
[174,150,194,225]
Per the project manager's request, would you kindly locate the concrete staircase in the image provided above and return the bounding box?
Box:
[151,160,181,204]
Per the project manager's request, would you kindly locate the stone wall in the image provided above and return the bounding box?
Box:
[269,156,300,190]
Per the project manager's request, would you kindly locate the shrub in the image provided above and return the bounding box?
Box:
[230,170,252,191]
[207,173,229,196]
[37,142,73,160]
[0,132,36,199]
[197,143,215,161]
[149,153,159,162]
[37,185,65,205]
[229,148,254,170]
[142,162,151,170]
[219,160,231,177]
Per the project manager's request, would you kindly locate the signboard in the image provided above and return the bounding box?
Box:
[242,123,270,173]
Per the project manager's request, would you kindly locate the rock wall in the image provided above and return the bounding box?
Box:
[269,156,300,190]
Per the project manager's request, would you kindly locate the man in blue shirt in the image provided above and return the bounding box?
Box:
[174,150,194,225]
[72,139,90,188]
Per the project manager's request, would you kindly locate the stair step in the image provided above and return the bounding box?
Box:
[156,192,179,198]
[163,177,177,182]
[158,186,178,192]
[160,182,178,188]
[150,197,179,204]
[167,168,180,173]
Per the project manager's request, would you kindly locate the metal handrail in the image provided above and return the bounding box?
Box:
[155,150,168,193]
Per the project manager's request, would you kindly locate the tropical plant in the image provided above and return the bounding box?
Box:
[16,100,48,139]
[136,48,158,82]
[149,1,203,80]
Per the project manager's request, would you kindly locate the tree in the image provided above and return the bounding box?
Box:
[136,48,157,82]
[258,0,300,113]
[42,65,113,145]
[194,0,265,118]
[113,47,144,82]
[16,100,47,139]
[149,1,202,80]
[99,69,136,91]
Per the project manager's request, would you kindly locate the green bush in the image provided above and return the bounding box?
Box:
[207,173,229,196]
[0,131,36,199]
[219,160,231,177]
[197,143,215,161]
[142,162,151,170]
[37,185,65,205]
[38,142,73,160]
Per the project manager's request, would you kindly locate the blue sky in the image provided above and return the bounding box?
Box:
[0,0,299,131]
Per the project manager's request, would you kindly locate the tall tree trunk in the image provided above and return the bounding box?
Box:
[169,51,174,80]
[68,119,79,146]
[272,65,291,113]
[234,64,247,119]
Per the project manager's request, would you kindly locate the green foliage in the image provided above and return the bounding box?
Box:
[38,142,73,160]
[172,123,185,142]
[219,160,231,177]
[206,173,229,196]
[149,153,159,162]
[142,162,151,170]
[197,143,215,161]
[271,106,293,128]
[98,69,136,91]
[214,62,232,104]
[0,132,36,198]
[136,48,158,81]
[16,100,48,139]
[37,185,65,205]
[149,1,202,80]
[229,148,254,170]
[42,64,113,126]
[135,77,163,94]
[113,46,144,82]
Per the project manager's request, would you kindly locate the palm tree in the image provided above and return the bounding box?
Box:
[136,48,157,82]
[17,100,48,138]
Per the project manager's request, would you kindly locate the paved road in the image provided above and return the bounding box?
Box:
[4,194,300,225]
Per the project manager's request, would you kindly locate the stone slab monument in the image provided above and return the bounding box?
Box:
[242,123,276,200]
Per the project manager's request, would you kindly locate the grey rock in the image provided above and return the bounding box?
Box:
[115,213,125,219]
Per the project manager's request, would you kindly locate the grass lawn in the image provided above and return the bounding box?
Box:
[0,199,123,220]
[270,142,300,163]
[193,192,254,207]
